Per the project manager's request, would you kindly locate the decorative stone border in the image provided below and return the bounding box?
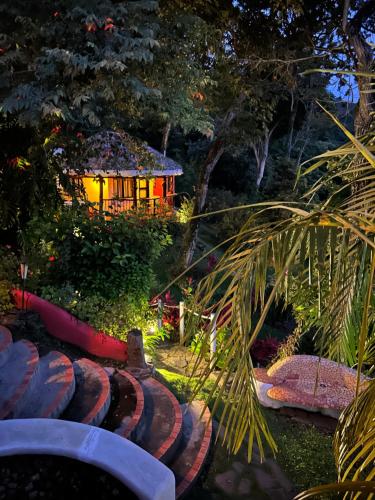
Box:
[175,405,213,499]
[11,290,128,362]
[0,419,176,500]
[116,369,145,438]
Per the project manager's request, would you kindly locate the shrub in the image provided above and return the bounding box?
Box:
[40,284,157,340]
[0,245,18,283]
[25,206,172,300]
[206,188,250,240]
[0,246,19,315]
[0,280,13,314]
[190,327,230,369]
[250,337,280,366]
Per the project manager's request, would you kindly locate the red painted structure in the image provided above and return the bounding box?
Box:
[12,290,127,362]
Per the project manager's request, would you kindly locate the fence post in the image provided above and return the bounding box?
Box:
[179,301,185,345]
[157,299,163,330]
[210,313,217,370]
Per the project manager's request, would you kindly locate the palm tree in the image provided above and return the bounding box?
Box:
[183,104,375,496]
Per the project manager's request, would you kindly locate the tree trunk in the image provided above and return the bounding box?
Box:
[343,1,375,135]
[181,139,225,270]
[179,94,246,271]
[161,121,171,156]
[350,32,374,135]
[127,329,147,368]
[251,125,274,189]
[287,90,297,160]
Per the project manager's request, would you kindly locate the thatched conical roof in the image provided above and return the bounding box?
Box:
[71,130,183,177]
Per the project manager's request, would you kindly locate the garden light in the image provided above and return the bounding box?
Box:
[20,261,28,310]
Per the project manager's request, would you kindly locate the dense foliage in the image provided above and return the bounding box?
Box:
[14,206,172,338]
[1,1,374,496]
[24,206,172,299]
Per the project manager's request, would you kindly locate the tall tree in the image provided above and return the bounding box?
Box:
[0,0,160,231]
[179,0,326,269]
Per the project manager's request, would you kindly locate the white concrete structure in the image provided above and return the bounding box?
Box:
[0,419,175,500]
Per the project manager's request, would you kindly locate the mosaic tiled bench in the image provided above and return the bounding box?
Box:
[254,355,370,418]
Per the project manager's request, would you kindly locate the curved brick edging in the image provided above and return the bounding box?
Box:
[14,351,75,420]
[175,405,212,499]
[43,353,76,419]
[77,359,111,426]
[0,340,39,419]
[146,377,183,463]
[11,290,127,362]
[116,369,145,439]
[0,419,176,500]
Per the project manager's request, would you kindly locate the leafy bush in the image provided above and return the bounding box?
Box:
[0,246,19,315]
[0,280,13,314]
[250,337,280,366]
[0,245,18,283]
[206,188,250,240]
[40,284,158,340]
[25,206,172,300]
[176,196,194,224]
[190,327,230,369]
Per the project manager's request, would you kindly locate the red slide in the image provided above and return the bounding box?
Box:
[12,290,127,362]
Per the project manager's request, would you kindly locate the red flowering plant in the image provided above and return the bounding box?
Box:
[250,337,280,367]
[207,254,218,273]
[150,289,180,340]
[104,17,115,31]
[162,290,179,330]
[51,125,61,135]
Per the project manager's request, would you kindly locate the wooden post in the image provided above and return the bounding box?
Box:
[157,299,163,330]
[98,176,104,213]
[133,178,137,208]
[127,329,147,369]
[210,313,217,370]
[179,301,185,345]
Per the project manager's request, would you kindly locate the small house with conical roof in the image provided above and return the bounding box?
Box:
[64,130,183,215]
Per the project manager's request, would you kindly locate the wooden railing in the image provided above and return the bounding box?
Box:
[101,195,175,216]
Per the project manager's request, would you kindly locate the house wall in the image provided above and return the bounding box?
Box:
[66,176,176,208]
[82,177,109,202]
[153,177,164,197]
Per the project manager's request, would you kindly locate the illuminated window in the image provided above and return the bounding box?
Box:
[109,177,134,198]
[137,178,148,199]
